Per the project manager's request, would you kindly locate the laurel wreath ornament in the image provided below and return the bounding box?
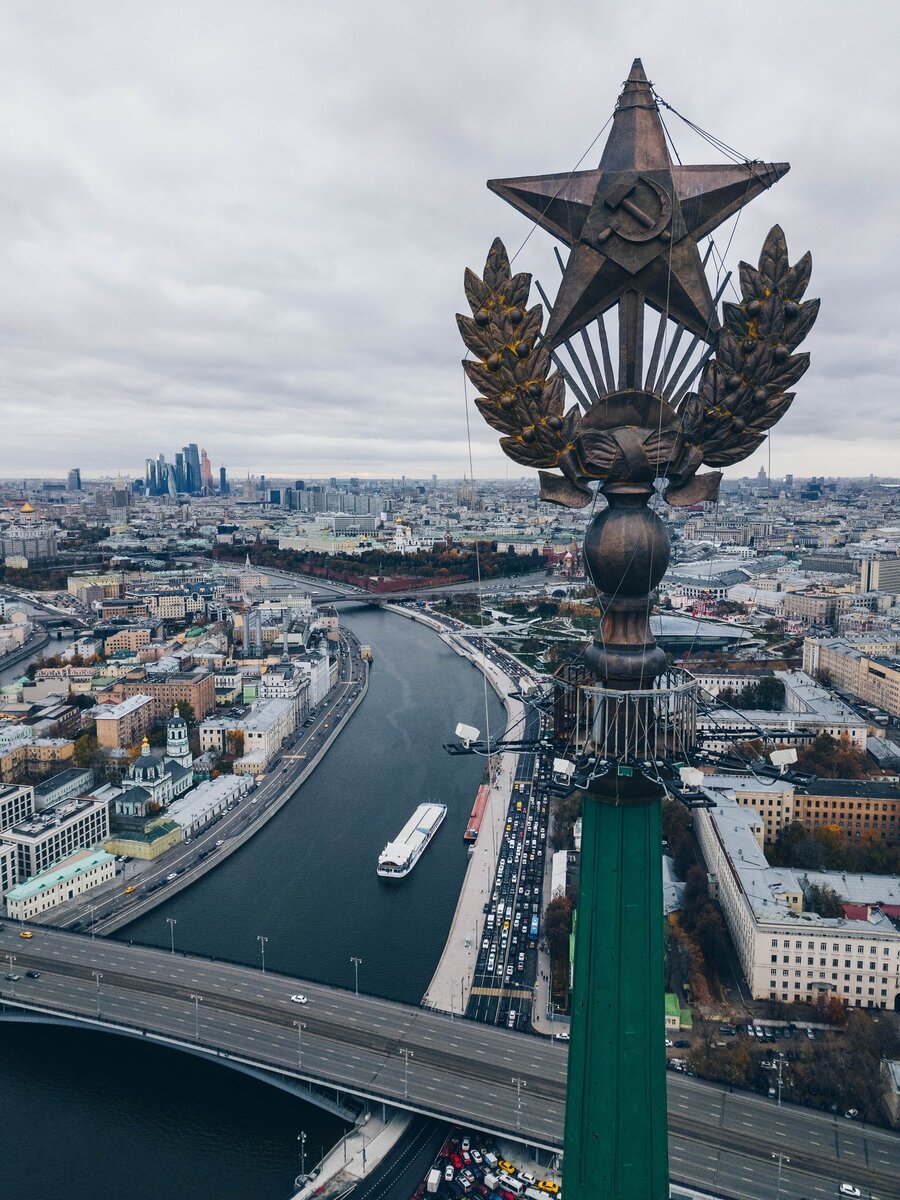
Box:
[459,227,818,509]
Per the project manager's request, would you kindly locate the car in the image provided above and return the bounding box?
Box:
[26,970,40,979]
[18,930,33,939]
[497,1161,516,1176]
[839,1187,861,1198]
[216,839,224,847]
[166,872,178,881]
[5,971,20,980]
[461,1137,471,1153]
[520,1172,537,1186]
[290,994,309,1004]
[664,1039,674,1047]
[673,1039,691,1049]
[445,1166,455,1183]
[844,1108,859,1119]
[124,885,137,893]
[553,1032,569,1041]
[537,1183,560,1195]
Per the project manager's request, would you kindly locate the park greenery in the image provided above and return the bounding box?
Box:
[216,540,548,584]
[686,1011,899,1124]
[794,732,873,779]
[769,820,900,874]
[718,676,785,711]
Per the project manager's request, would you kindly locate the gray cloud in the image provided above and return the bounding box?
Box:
[0,0,897,481]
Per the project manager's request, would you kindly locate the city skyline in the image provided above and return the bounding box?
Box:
[0,3,897,480]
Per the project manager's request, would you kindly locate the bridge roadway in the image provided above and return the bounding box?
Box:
[1,928,899,1199]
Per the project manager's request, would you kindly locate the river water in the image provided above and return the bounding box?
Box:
[0,607,504,1200]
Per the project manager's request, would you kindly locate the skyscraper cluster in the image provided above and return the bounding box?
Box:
[144,444,226,496]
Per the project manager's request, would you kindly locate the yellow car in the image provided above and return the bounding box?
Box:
[124,885,137,894]
[497,1161,516,1176]
[18,930,33,939]
[538,1184,560,1195]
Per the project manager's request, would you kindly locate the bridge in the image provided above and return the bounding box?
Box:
[2,927,899,1199]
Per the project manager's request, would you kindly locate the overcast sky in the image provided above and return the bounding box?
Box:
[0,0,897,483]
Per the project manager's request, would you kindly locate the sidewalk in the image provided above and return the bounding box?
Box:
[292,1109,412,1199]
[421,640,522,1013]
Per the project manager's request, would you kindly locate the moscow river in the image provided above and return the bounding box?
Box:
[0,607,504,1200]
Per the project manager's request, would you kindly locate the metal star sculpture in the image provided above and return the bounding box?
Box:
[459,59,819,510]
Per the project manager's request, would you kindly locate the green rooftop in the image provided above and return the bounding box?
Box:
[6,849,115,901]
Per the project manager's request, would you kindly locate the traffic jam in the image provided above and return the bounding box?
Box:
[468,683,550,1029]
[419,1130,561,1200]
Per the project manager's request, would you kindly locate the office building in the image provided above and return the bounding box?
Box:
[694,795,900,1009]
[5,796,109,880]
[5,848,116,920]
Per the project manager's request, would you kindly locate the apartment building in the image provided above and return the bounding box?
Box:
[0,739,75,785]
[103,668,216,721]
[94,694,154,750]
[804,635,900,717]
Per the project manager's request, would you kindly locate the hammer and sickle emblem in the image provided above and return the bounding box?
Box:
[595,175,672,245]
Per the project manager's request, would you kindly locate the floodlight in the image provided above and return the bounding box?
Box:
[679,767,704,789]
[769,748,798,774]
[553,758,576,779]
[455,722,480,748]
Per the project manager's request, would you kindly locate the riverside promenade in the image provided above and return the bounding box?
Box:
[382,603,527,1016]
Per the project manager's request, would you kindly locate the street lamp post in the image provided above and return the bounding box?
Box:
[776,1056,785,1107]
[190,993,202,1042]
[399,1048,414,1099]
[91,970,102,1018]
[298,1131,307,1180]
[6,953,15,996]
[90,905,96,939]
[512,1076,527,1131]
[166,916,177,955]
[772,1152,790,1200]
[257,935,268,973]
[293,1020,306,1071]
[351,956,362,997]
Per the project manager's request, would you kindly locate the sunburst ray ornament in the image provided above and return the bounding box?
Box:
[460,59,819,510]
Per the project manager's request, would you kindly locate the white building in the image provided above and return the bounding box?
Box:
[0,784,35,833]
[258,660,309,724]
[5,796,110,880]
[200,697,297,773]
[167,773,254,839]
[694,794,900,1009]
[0,839,17,895]
[5,848,116,920]
[296,643,332,707]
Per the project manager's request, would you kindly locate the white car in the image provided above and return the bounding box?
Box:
[290,994,309,1005]
[553,1032,570,1041]
[166,872,178,881]
[839,1187,861,1198]
[665,1038,674,1047]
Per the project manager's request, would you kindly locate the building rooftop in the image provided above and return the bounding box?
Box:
[94,693,153,720]
[794,870,900,907]
[6,848,115,901]
[34,768,93,798]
